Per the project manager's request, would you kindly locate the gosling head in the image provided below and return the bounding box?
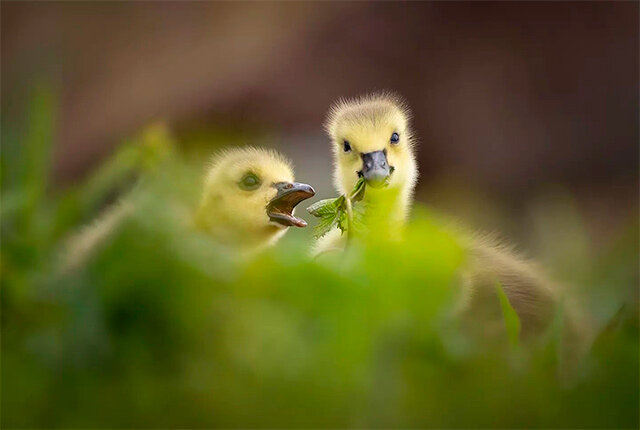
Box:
[196,147,315,250]
[325,92,418,197]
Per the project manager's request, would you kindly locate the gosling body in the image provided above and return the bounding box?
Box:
[315,92,584,359]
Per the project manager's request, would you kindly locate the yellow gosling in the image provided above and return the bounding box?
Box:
[314,93,586,369]
[314,92,418,254]
[195,146,315,252]
[62,146,315,271]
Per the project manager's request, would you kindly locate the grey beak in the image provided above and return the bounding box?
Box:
[273,182,316,199]
[360,150,391,188]
[267,182,316,227]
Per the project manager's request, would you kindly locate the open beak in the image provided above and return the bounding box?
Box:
[267,182,315,227]
[359,150,392,188]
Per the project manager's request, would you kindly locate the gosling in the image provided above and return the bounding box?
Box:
[195,146,315,252]
[62,146,314,271]
[314,93,585,362]
[313,92,418,254]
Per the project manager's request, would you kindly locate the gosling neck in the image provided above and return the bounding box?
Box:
[194,208,285,252]
[360,181,408,227]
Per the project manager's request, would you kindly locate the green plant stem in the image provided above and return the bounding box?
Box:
[345,195,353,247]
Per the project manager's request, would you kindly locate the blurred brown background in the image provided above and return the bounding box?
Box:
[2,1,638,252]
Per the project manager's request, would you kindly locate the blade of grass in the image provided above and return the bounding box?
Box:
[496,281,521,348]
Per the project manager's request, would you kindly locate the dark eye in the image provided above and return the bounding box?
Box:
[390,132,400,144]
[239,173,261,190]
[343,140,352,152]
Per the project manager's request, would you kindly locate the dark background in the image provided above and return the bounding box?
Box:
[2,1,638,250]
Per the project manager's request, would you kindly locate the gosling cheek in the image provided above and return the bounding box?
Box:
[340,159,361,178]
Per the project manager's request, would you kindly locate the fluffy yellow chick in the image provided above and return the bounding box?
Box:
[314,92,418,253]
[62,146,314,272]
[313,93,585,365]
[195,146,315,251]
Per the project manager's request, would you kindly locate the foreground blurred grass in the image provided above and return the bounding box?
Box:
[1,89,638,428]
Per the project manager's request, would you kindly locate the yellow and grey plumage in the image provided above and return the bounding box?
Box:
[195,146,314,252]
[325,92,418,211]
[457,228,589,376]
[314,92,419,254]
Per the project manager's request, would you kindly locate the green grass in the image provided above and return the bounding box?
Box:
[1,88,638,428]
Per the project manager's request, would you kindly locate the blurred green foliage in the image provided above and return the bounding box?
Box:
[1,88,638,428]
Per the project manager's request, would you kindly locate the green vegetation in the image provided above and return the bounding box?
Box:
[307,176,366,239]
[1,90,638,428]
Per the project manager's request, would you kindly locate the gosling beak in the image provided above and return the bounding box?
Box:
[267,182,316,227]
[359,150,392,188]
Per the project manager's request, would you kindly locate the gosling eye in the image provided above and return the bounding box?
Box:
[343,140,352,153]
[390,132,400,145]
[239,173,261,190]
